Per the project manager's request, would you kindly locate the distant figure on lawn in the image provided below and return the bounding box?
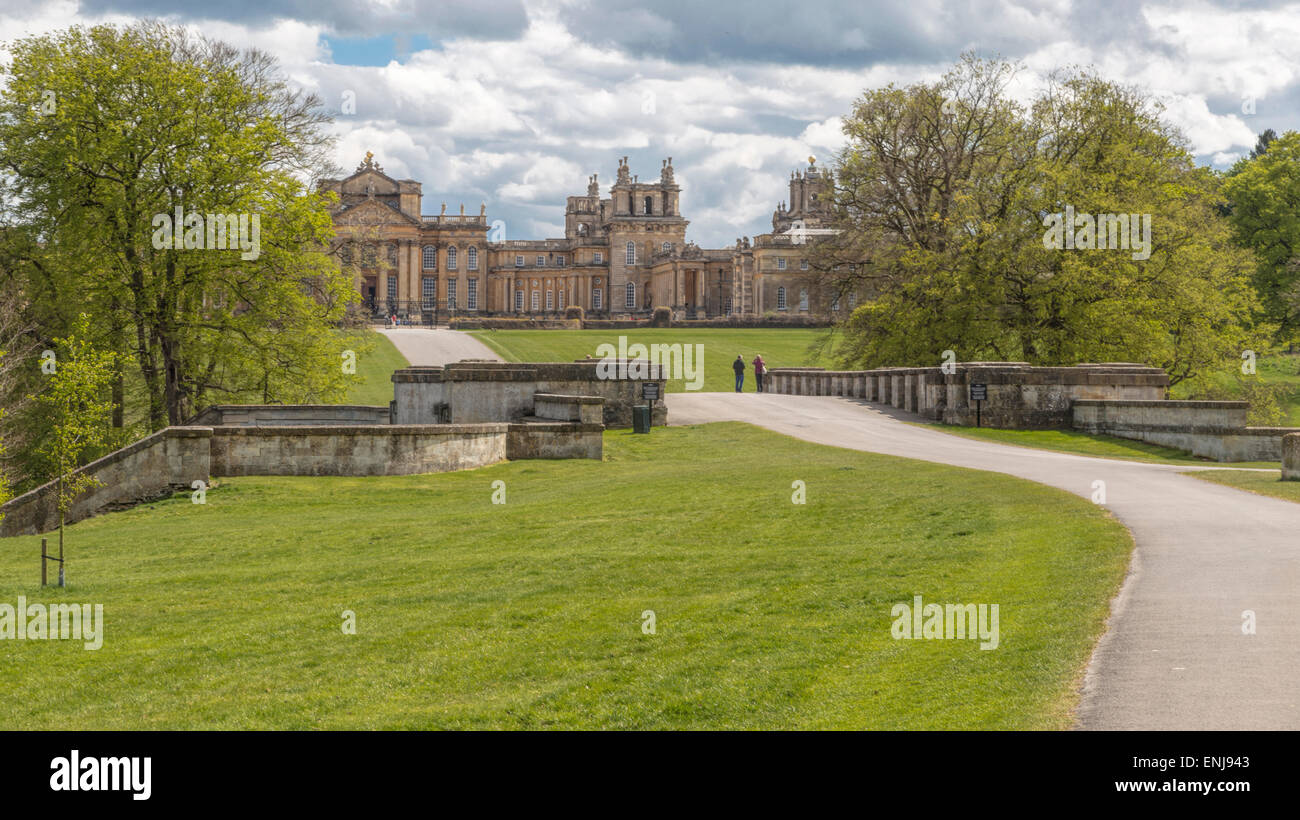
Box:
[733,355,746,392]
[753,354,766,393]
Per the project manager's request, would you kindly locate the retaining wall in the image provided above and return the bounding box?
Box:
[0,427,212,537]
[1072,399,1298,462]
[188,405,390,426]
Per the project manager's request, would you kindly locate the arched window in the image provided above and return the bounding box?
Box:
[577,223,587,236]
[447,246,458,270]
[625,241,636,265]
[777,286,787,311]
[644,196,653,214]
[422,245,437,270]
[626,282,636,308]
[467,246,478,270]
[799,288,809,311]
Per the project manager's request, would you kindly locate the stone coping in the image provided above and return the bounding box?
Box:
[195,404,388,412]
[210,424,509,436]
[1074,399,1248,409]
[534,393,606,404]
[508,421,605,432]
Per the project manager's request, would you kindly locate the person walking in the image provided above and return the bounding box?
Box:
[752,354,766,393]
[733,354,746,392]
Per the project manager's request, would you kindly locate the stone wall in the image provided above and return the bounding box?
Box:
[188,405,390,426]
[766,363,1169,428]
[0,427,212,537]
[1072,399,1299,462]
[506,422,603,460]
[1284,434,1300,480]
[392,361,666,428]
[209,424,509,476]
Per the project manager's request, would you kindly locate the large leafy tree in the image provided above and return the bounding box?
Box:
[1223,130,1300,341]
[819,55,1259,385]
[0,22,355,429]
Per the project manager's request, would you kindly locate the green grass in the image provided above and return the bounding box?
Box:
[1185,469,1300,502]
[919,423,1279,469]
[0,424,1130,730]
[340,330,409,406]
[469,328,834,392]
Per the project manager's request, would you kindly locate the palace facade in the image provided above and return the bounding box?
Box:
[320,152,848,320]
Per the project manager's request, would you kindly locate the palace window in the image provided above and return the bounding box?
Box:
[448,279,457,310]
[340,244,353,264]
[546,290,554,311]
[363,245,378,267]
[831,294,841,311]
[516,255,524,267]
[725,296,732,314]
[386,275,397,305]
[625,282,636,308]
[625,242,636,265]
[662,242,671,253]
[594,252,603,264]
[422,276,436,309]
[777,286,787,311]
[467,278,478,311]
[556,255,565,266]
[558,289,565,310]
[422,245,437,270]
[799,288,809,311]
[593,288,603,310]
[801,259,809,271]
[467,247,478,270]
[515,290,524,311]
[537,255,545,267]
[644,196,653,215]
[447,246,458,270]
[777,258,787,270]
[531,291,540,311]
[849,293,857,308]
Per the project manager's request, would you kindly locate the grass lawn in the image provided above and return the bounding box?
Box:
[1185,469,1300,503]
[469,328,834,392]
[918,423,1279,469]
[339,330,409,406]
[0,423,1129,730]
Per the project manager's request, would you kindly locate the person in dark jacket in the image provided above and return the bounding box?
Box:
[733,355,746,392]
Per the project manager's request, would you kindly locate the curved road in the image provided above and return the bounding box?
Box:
[668,392,1300,730]
[378,327,502,366]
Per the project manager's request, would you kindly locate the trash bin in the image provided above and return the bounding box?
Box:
[632,404,652,434]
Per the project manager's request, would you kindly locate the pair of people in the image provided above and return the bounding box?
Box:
[733,354,767,392]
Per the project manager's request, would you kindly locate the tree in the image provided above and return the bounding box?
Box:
[31,315,118,572]
[1223,131,1300,341]
[818,56,1259,385]
[0,22,354,429]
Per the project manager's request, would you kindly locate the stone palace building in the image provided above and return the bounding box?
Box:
[320,152,848,320]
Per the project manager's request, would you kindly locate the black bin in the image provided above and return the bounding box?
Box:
[632,405,652,434]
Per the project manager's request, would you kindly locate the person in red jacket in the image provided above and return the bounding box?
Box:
[752,354,767,393]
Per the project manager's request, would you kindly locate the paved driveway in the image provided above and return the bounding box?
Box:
[668,392,1300,730]
[378,328,503,366]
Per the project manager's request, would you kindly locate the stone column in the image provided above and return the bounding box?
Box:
[904,373,918,413]
[891,373,905,408]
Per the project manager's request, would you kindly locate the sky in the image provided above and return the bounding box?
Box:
[1,0,1297,247]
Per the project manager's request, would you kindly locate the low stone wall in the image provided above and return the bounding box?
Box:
[209,424,509,476]
[392,361,666,428]
[188,405,390,426]
[1073,399,1297,462]
[533,393,604,424]
[506,422,603,460]
[766,362,1169,428]
[0,427,212,537]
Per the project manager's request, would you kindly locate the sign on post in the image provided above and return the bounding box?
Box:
[969,382,987,427]
[641,382,661,402]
